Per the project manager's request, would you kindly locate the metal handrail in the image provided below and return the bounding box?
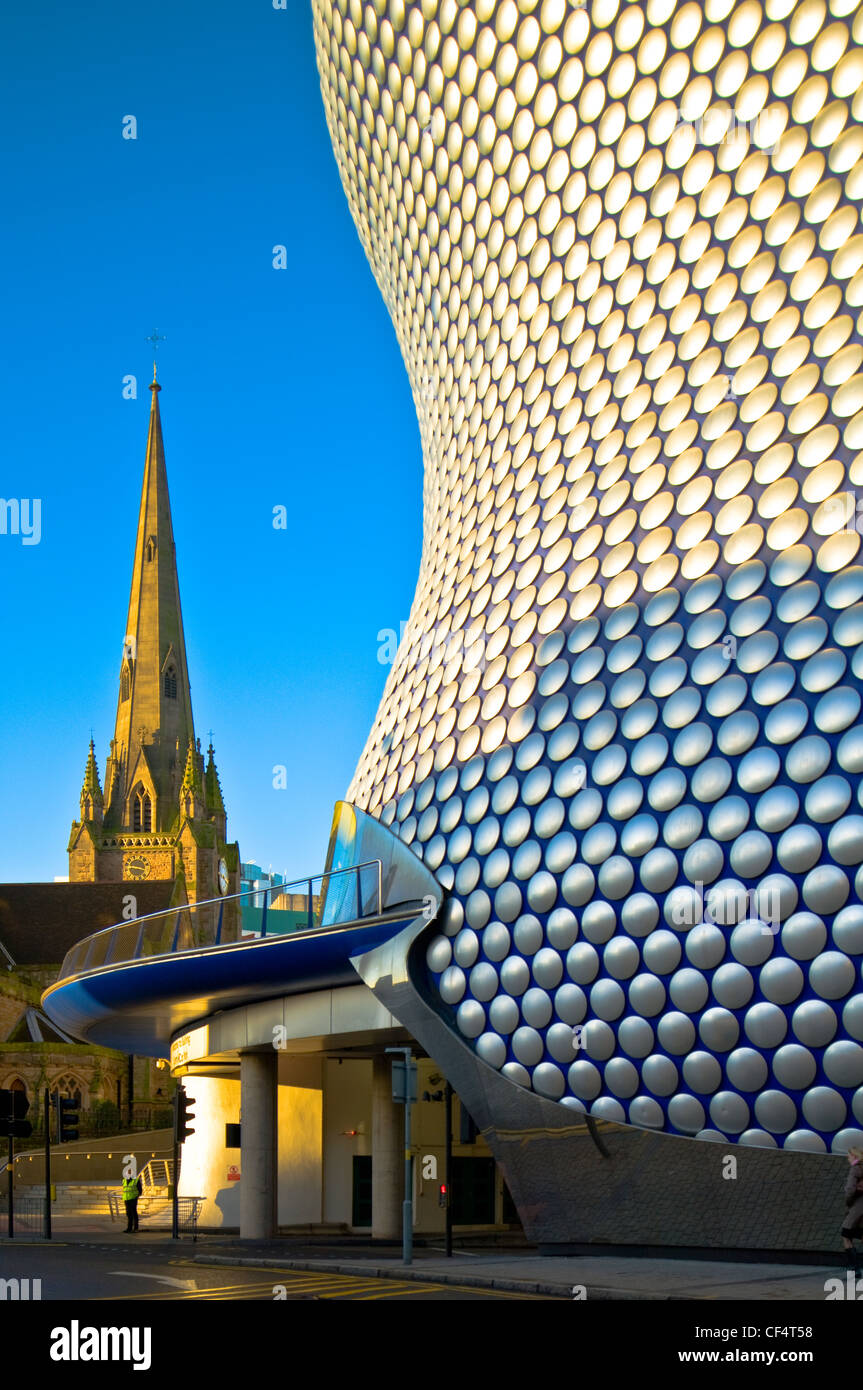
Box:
[54,859,385,983]
[63,860,385,941]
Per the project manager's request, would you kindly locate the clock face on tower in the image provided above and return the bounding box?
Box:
[127,856,151,880]
[218,858,229,895]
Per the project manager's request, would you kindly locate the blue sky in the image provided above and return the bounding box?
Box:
[0,0,421,884]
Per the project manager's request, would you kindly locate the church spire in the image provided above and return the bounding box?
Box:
[182,736,203,793]
[205,740,227,839]
[79,740,103,823]
[103,378,194,832]
[204,741,225,814]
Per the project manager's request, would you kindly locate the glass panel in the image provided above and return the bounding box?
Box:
[320,867,359,927]
[79,937,101,973]
[108,920,145,965]
[140,912,179,957]
[60,942,88,979]
[358,862,381,916]
[266,885,312,936]
[191,902,219,948]
[174,909,195,952]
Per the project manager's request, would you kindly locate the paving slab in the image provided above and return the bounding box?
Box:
[189,1249,856,1301]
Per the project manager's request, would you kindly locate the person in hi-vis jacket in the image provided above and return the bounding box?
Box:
[122,1173,142,1232]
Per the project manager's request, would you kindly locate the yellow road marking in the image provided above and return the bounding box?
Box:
[191,1279,394,1299]
[96,1266,557,1301]
[316,1282,431,1298]
[352,1284,445,1299]
[95,1280,274,1301]
[260,1269,553,1301]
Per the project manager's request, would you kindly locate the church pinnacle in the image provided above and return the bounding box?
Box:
[79,740,103,822]
[205,743,225,814]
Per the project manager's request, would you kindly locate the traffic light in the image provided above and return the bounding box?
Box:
[174,1088,196,1144]
[58,1096,78,1142]
[438,1182,449,1208]
[0,1089,32,1139]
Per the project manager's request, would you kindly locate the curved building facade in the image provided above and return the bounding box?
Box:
[311,0,863,1184]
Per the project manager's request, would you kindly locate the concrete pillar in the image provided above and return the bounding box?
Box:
[371,1053,402,1239]
[240,1051,277,1239]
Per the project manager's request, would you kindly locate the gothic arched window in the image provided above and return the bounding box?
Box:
[51,1075,83,1109]
[133,786,152,832]
[164,666,177,699]
[121,666,130,702]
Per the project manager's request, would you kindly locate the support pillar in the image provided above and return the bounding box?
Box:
[240,1051,277,1239]
[371,1053,401,1239]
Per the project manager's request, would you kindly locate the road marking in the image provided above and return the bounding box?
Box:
[355,1284,444,1299]
[109,1271,198,1290]
[242,1268,555,1300]
[93,1266,557,1301]
[97,1279,282,1301]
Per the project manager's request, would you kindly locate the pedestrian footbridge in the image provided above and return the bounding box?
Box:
[42,803,443,1056]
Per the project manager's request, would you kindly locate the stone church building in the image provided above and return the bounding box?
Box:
[0,372,240,1129]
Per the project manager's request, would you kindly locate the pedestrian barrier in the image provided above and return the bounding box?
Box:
[107,1190,201,1237]
[1,1195,43,1236]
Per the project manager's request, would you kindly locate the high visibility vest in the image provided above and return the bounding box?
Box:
[122,1178,139,1200]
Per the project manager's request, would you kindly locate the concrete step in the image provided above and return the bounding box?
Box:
[17,1184,174,1217]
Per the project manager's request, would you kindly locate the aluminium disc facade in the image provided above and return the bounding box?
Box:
[312,0,863,1154]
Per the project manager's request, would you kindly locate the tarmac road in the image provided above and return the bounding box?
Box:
[0,1241,559,1301]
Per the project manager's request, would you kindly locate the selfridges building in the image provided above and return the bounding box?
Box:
[312,0,863,1245]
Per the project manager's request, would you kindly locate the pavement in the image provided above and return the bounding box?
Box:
[7,1219,861,1299]
[188,1246,863,1301]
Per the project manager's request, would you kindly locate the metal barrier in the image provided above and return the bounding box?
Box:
[140,1158,173,1192]
[56,859,384,984]
[107,1190,201,1237]
[175,1197,201,1240]
[1,1195,43,1236]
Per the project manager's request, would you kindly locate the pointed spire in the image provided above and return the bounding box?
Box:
[104,376,195,832]
[81,740,103,806]
[79,739,104,826]
[205,741,225,812]
[182,737,202,793]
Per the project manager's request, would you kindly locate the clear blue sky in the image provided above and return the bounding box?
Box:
[0,0,421,884]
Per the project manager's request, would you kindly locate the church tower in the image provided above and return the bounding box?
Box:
[68,373,240,922]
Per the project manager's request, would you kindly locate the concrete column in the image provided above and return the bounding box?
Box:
[371,1053,402,1239]
[240,1051,277,1240]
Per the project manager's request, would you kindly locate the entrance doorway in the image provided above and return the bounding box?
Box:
[351,1155,372,1227]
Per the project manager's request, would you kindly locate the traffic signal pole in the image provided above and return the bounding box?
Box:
[1,1090,33,1238]
[43,1089,52,1241]
[6,1132,12,1240]
[171,1091,179,1240]
[171,1085,195,1239]
[403,1082,412,1266]
[444,1082,453,1258]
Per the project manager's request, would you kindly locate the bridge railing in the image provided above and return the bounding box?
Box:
[56,859,383,984]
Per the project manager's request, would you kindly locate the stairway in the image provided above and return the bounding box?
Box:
[46,1184,116,1216]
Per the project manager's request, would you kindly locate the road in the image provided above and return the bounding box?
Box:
[0,1241,557,1301]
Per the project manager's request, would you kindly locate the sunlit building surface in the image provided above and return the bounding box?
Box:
[46,0,863,1248]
